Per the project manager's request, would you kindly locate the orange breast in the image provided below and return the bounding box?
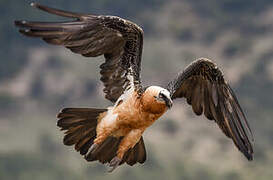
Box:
[112,90,167,137]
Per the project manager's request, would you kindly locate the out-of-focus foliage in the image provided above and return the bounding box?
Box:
[1,0,273,179]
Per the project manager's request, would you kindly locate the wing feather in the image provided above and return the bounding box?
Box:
[15,3,144,102]
[192,79,203,115]
[167,58,254,160]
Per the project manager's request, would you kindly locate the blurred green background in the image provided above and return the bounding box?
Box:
[1,0,273,179]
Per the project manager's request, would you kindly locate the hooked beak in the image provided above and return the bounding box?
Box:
[165,98,173,109]
[159,95,173,109]
[158,91,173,109]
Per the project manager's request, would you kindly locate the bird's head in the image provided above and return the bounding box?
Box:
[141,86,173,113]
[155,88,173,109]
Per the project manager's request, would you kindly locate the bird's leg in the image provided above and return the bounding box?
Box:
[108,129,143,172]
[90,120,118,153]
[117,129,144,159]
[87,129,113,155]
[93,128,114,145]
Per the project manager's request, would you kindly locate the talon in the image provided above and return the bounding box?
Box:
[107,156,121,172]
[84,143,99,160]
[90,143,98,152]
[86,143,98,156]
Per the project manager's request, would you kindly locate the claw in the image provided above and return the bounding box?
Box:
[85,143,98,158]
[89,143,98,152]
[107,156,121,172]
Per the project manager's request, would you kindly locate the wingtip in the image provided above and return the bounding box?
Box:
[30,2,37,7]
[14,20,20,26]
[27,2,83,19]
[14,20,26,27]
[19,29,30,33]
[244,150,253,161]
[247,154,253,161]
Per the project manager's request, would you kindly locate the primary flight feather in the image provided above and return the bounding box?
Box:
[15,3,254,172]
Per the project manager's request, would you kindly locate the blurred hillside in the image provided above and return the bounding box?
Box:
[1,0,273,179]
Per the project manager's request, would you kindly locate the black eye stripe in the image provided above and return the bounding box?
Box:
[159,92,167,98]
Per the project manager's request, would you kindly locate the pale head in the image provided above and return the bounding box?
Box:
[143,86,173,110]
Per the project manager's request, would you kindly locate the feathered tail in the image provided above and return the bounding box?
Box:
[57,108,146,169]
[57,108,107,155]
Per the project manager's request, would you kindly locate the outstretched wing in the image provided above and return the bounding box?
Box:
[15,3,144,102]
[167,58,254,160]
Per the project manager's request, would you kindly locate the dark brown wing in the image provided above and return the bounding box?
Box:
[14,3,144,102]
[167,58,254,160]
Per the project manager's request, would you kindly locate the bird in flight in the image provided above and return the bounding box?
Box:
[15,3,254,172]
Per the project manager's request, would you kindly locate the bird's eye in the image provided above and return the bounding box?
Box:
[159,93,165,98]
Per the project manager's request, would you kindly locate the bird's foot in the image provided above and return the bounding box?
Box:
[85,143,98,157]
[107,156,121,172]
[84,143,99,161]
[89,143,98,152]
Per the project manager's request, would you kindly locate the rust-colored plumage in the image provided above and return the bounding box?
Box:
[15,3,254,172]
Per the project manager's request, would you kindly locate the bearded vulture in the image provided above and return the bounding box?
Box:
[15,3,254,172]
